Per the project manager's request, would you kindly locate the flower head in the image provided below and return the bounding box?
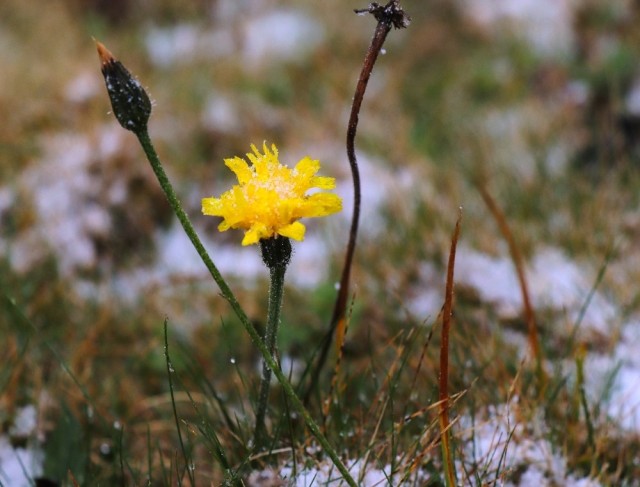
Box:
[202,143,342,246]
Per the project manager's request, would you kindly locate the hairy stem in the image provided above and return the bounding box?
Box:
[254,263,286,447]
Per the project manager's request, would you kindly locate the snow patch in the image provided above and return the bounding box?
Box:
[580,321,640,432]
[242,10,325,66]
[65,70,101,104]
[278,458,428,486]
[4,133,112,275]
[461,0,576,58]
[455,246,616,336]
[145,10,323,69]
[202,93,242,134]
[156,222,333,289]
[458,402,601,486]
[406,261,445,320]
[0,406,44,487]
[8,406,37,438]
[145,24,235,67]
[336,151,414,238]
[625,76,640,116]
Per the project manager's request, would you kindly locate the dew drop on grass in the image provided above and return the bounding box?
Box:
[113,420,122,430]
[100,442,112,456]
[230,357,236,365]
[334,282,340,290]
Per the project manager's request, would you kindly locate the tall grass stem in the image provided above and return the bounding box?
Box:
[439,211,462,487]
[164,319,195,486]
[477,184,543,385]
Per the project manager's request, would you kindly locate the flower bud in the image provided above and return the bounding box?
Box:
[95,40,151,133]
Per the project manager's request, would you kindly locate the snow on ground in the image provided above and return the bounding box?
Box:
[334,150,421,239]
[145,23,235,67]
[248,458,429,486]
[242,10,324,66]
[64,70,102,104]
[455,245,616,337]
[406,261,445,321]
[580,321,640,432]
[626,76,640,116]
[457,401,601,486]
[0,406,44,487]
[280,459,393,486]
[97,218,335,300]
[202,92,243,134]
[454,244,640,434]
[0,131,115,275]
[144,9,324,70]
[460,0,576,57]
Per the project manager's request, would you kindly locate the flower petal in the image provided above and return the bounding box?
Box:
[278,221,306,241]
[225,157,253,184]
[310,176,336,190]
[294,157,320,180]
[303,193,343,217]
[202,197,223,216]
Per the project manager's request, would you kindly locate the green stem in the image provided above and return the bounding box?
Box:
[164,319,195,486]
[134,129,356,487]
[254,264,286,447]
[136,130,239,312]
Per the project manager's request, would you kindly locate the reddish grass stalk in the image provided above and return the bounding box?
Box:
[439,211,462,487]
[477,185,542,378]
[321,312,351,427]
[305,1,410,402]
[68,470,81,487]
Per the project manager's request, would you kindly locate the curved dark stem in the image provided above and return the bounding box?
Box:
[304,1,410,404]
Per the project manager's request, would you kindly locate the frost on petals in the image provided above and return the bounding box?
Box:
[202,143,342,246]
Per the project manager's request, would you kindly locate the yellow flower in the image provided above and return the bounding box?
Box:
[202,143,342,246]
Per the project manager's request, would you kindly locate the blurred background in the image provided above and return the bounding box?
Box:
[2,0,640,484]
